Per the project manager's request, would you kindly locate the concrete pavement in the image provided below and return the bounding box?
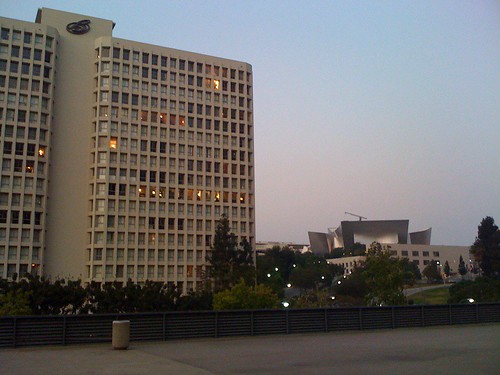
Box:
[1,324,499,374]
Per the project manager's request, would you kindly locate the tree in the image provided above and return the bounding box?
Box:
[212,279,279,310]
[470,216,500,278]
[443,261,451,277]
[206,215,255,292]
[422,260,442,283]
[448,277,500,303]
[361,242,407,306]
[458,255,467,278]
[400,258,421,284]
[0,289,32,316]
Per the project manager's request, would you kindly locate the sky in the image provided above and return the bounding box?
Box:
[3,1,499,246]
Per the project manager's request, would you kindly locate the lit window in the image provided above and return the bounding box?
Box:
[38,147,45,157]
[213,79,220,90]
[109,138,117,149]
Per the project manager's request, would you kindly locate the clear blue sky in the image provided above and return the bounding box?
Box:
[3,1,499,245]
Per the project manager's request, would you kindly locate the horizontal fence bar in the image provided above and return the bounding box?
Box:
[0,303,499,348]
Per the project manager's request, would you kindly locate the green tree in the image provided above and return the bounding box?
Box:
[448,277,500,303]
[400,258,421,284]
[0,289,32,316]
[458,255,468,278]
[288,253,343,291]
[212,279,279,310]
[422,260,442,283]
[206,215,255,292]
[470,216,500,278]
[362,242,408,306]
[256,245,297,286]
[443,261,451,277]
[290,289,337,308]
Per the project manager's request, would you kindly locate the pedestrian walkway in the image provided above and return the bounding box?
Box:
[1,324,499,374]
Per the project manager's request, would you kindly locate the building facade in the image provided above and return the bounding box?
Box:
[0,9,255,292]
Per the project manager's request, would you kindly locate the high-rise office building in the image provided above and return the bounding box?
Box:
[0,9,255,292]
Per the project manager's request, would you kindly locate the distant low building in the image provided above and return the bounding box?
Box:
[256,241,308,255]
[312,219,471,275]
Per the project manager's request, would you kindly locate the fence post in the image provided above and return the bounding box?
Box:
[421,305,425,327]
[63,316,67,345]
[214,311,219,338]
[13,317,17,348]
[359,308,363,330]
[475,303,479,324]
[448,304,452,325]
[163,313,166,341]
[391,307,395,329]
[324,308,328,332]
[285,309,289,334]
[250,311,254,336]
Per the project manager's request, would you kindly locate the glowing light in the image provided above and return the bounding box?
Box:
[274,267,279,271]
[282,301,289,308]
[286,283,292,288]
[267,273,271,278]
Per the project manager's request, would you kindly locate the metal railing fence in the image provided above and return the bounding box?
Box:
[1,303,498,348]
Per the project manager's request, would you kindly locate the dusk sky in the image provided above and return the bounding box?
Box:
[4,1,499,246]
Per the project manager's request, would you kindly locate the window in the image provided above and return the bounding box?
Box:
[433,251,440,257]
[412,251,419,257]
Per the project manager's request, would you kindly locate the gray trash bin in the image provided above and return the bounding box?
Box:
[112,320,130,350]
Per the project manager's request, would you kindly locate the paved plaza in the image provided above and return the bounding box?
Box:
[1,324,499,374]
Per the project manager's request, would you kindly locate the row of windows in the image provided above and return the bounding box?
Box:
[89,230,251,247]
[92,173,253,194]
[0,159,45,175]
[0,59,52,78]
[1,125,48,143]
[89,248,203,263]
[397,250,440,257]
[0,91,49,108]
[100,62,249,93]
[0,44,53,63]
[0,228,43,242]
[0,246,40,260]
[0,28,53,49]
[0,108,50,123]
[92,198,253,218]
[99,77,252,109]
[100,91,251,116]
[0,193,44,208]
[103,138,251,158]
[2,142,46,156]
[0,76,52,96]
[99,46,250,82]
[99,212,250,230]
[0,263,40,279]
[0,175,46,191]
[0,209,42,224]
[96,123,253,148]
[97,103,252,125]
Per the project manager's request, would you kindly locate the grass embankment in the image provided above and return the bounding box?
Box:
[409,287,450,305]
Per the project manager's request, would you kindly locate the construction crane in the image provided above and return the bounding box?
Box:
[345,212,367,221]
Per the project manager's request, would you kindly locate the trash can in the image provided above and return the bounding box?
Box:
[112,320,130,350]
